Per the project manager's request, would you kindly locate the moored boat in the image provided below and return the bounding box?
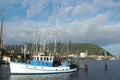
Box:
[10,54,78,74]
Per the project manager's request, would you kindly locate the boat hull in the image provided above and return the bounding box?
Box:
[10,62,78,74]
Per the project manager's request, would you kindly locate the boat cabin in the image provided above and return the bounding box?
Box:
[30,55,54,67]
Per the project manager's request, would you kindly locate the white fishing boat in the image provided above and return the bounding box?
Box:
[10,55,78,74]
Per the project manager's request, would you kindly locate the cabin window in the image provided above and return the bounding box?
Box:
[50,58,51,61]
[44,57,46,61]
[41,57,42,61]
[47,57,49,61]
[35,57,36,60]
[37,57,39,60]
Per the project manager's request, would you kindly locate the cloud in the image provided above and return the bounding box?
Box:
[93,0,120,8]
[73,3,93,16]
[21,0,49,18]
[58,12,120,46]
[60,1,94,22]
[0,0,18,6]
[3,19,52,45]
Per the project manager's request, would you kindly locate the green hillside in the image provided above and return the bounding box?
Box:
[69,43,111,56]
[48,43,112,56]
[5,43,112,56]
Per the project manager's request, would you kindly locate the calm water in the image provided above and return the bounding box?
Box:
[0,60,120,80]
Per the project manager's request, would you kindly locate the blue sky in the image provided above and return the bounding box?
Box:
[0,0,120,55]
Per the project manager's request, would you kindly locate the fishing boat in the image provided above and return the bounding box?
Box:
[10,54,78,74]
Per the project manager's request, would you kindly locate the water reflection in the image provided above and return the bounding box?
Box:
[10,72,75,80]
[0,65,10,80]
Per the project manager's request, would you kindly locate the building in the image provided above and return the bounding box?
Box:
[80,52,87,58]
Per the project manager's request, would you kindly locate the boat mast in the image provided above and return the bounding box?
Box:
[67,40,71,55]
[34,28,39,55]
[23,44,26,62]
[0,9,4,63]
[54,5,60,54]
[43,40,46,53]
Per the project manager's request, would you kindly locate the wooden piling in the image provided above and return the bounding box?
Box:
[84,58,88,71]
[85,50,88,71]
[104,60,107,70]
[104,51,107,70]
[79,58,88,71]
[78,50,88,71]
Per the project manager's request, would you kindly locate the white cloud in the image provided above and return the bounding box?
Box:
[73,3,93,16]
[94,0,112,5]
[93,0,120,7]
[60,1,93,21]
[58,12,120,46]
[21,0,49,18]
[3,19,52,45]
[0,0,18,6]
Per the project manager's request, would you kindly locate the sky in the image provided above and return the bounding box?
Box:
[0,0,120,55]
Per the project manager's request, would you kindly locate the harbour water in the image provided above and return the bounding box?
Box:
[0,60,120,80]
